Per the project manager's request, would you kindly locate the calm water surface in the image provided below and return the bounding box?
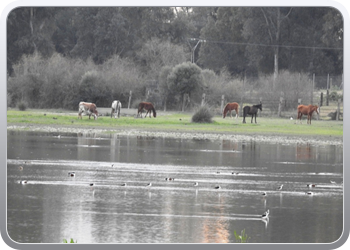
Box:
[7,131,343,243]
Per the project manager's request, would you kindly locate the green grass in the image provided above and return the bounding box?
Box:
[7,109,343,137]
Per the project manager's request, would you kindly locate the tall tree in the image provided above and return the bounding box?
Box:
[199,7,247,75]
[7,7,56,74]
[167,62,204,111]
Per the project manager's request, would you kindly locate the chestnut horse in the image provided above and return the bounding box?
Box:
[223,102,239,118]
[111,100,122,118]
[78,102,98,120]
[137,102,156,118]
[296,104,319,124]
[242,103,262,123]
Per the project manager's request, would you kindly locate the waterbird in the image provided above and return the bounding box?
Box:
[20,180,27,184]
[214,185,221,189]
[277,184,283,190]
[307,184,316,188]
[121,183,127,187]
[68,172,75,177]
[262,209,269,219]
[262,192,267,196]
[18,166,23,171]
[330,180,336,184]
[147,183,152,187]
[89,183,94,187]
[305,191,313,195]
[232,172,239,175]
[194,182,199,187]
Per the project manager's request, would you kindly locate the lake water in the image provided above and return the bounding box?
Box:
[6,130,343,244]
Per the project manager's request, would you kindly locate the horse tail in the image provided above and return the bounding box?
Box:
[118,101,121,117]
[235,103,239,117]
[223,104,228,118]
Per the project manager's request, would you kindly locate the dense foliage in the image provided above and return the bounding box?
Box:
[7,7,343,110]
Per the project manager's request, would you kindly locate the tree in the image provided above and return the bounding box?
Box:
[7,7,57,74]
[199,7,247,75]
[158,66,173,111]
[136,38,188,79]
[167,62,204,111]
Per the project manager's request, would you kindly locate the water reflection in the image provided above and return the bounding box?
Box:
[7,131,343,243]
[296,144,314,160]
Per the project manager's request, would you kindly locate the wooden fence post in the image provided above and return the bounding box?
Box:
[320,93,323,106]
[221,95,225,115]
[311,73,315,104]
[278,97,283,117]
[336,98,340,121]
[163,96,167,112]
[128,90,132,109]
[201,93,206,106]
[298,98,301,105]
[259,97,262,116]
[326,74,329,106]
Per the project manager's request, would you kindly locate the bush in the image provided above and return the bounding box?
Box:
[191,106,213,123]
[17,101,28,111]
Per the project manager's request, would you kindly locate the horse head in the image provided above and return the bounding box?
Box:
[256,103,262,111]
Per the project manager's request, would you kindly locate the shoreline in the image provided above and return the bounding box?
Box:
[7,124,343,146]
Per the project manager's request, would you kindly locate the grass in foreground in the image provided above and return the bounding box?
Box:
[7,109,343,137]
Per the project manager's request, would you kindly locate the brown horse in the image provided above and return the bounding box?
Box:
[223,102,239,118]
[78,102,98,120]
[296,104,319,124]
[137,102,156,118]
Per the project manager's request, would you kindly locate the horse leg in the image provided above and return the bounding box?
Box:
[111,108,115,118]
[235,109,238,119]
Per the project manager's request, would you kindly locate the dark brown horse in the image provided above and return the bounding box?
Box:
[296,104,319,124]
[242,103,262,123]
[223,102,239,118]
[137,102,157,118]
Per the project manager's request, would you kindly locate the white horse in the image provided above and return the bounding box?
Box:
[111,100,122,118]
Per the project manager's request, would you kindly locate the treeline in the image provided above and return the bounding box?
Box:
[7,53,314,112]
[7,7,343,110]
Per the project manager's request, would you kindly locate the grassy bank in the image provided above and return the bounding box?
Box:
[7,109,343,138]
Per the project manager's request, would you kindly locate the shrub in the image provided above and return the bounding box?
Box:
[191,106,213,123]
[17,101,28,111]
